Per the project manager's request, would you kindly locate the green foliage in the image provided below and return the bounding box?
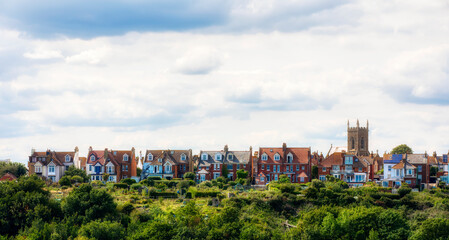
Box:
[118,202,135,215]
[311,165,319,179]
[0,175,60,236]
[177,180,190,189]
[64,166,89,182]
[391,144,413,154]
[136,167,142,177]
[398,185,412,197]
[71,175,84,184]
[58,176,72,187]
[120,178,136,185]
[147,176,162,181]
[184,172,196,180]
[221,165,229,178]
[236,169,249,179]
[77,220,125,240]
[0,161,27,178]
[61,184,117,224]
[410,218,449,240]
[278,174,290,183]
[430,166,438,177]
[130,183,142,190]
[102,173,109,182]
[114,183,128,189]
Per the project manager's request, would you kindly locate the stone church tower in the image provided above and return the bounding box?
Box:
[347,119,369,156]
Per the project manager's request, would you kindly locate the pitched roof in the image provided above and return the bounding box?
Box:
[0,173,17,181]
[258,146,310,164]
[320,152,344,167]
[30,150,75,166]
[407,154,427,164]
[298,172,308,178]
[392,160,416,169]
[198,149,251,166]
[145,150,190,166]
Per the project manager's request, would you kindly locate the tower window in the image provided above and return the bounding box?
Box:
[351,137,355,150]
[361,137,365,149]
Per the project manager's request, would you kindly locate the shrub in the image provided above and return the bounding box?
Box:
[118,202,135,215]
[121,178,137,185]
[59,176,72,187]
[177,180,190,189]
[147,176,162,181]
[131,183,142,190]
[398,186,412,197]
[78,220,125,240]
[195,191,221,198]
[91,180,105,186]
[71,175,84,184]
[184,172,196,180]
[114,183,128,189]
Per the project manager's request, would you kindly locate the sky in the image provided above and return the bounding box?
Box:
[1,0,449,164]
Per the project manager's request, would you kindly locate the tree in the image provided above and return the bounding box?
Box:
[278,174,290,183]
[0,161,27,178]
[61,184,117,224]
[102,173,110,182]
[136,167,142,177]
[59,176,72,187]
[236,169,248,180]
[121,178,136,185]
[410,218,449,240]
[221,165,229,178]
[64,166,89,182]
[430,166,438,177]
[311,166,318,179]
[78,220,125,240]
[184,172,196,180]
[391,144,413,154]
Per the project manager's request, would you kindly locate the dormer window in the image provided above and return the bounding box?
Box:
[148,153,153,161]
[262,153,268,161]
[181,154,186,161]
[287,153,293,163]
[65,155,71,162]
[158,158,162,163]
[123,154,129,161]
[90,155,95,161]
[215,153,222,161]
[227,154,233,161]
[274,153,280,161]
[201,153,208,160]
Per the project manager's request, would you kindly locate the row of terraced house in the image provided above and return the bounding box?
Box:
[27,121,449,189]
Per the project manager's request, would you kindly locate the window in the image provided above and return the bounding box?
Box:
[65,165,69,171]
[355,175,365,182]
[89,165,92,171]
[418,174,422,180]
[65,155,71,162]
[333,174,340,179]
[287,154,293,163]
[214,164,219,170]
[201,175,206,182]
[262,154,268,161]
[267,165,270,171]
[237,164,240,170]
[345,165,352,171]
[345,156,353,165]
[333,165,339,171]
[90,155,95,161]
[95,166,101,173]
[206,167,209,170]
[183,165,186,171]
[418,165,422,172]
[296,165,299,171]
[227,154,233,160]
[35,166,41,173]
[48,165,55,173]
[243,164,246,168]
[323,167,326,172]
[108,176,114,182]
[275,175,278,181]
[201,154,208,160]
[274,154,280,161]
[358,167,362,172]
[286,165,290,172]
[361,137,365,149]
[215,153,222,161]
[300,177,305,182]
[123,154,129,161]
[261,164,264,170]
[405,180,411,184]
[148,154,153,161]
[261,177,265,182]
[407,169,413,175]
[227,164,233,170]
[214,173,220,179]
[165,164,171,173]
[388,166,392,171]
[319,175,326,181]
[351,137,355,149]
[181,154,186,161]
[301,165,305,170]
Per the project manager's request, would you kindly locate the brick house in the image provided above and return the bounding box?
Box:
[318,152,368,187]
[86,147,137,182]
[197,145,252,182]
[141,149,193,180]
[254,143,311,185]
[28,147,80,182]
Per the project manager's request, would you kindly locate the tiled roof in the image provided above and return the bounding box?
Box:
[145,150,190,166]
[407,154,427,164]
[320,152,344,167]
[258,146,309,164]
[31,150,75,166]
[298,172,308,178]
[198,149,251,167]
[392,160,416,169]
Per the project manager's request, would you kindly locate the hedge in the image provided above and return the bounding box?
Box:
[147,176,162,181]
[114,183,128,189]
[195,191,221,198]
[149,191,178,198]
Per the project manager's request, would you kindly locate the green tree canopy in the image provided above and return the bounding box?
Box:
[391,144,413,154]
[184,172,196,180]
[236,169,249,179]
[0,161,27,178]
[64,165,89,182]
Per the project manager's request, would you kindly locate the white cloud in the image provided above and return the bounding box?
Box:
[24,49,63,60]
[172,47,223,75]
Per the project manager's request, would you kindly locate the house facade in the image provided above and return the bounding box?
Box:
[28,147,80,182]
[86,147,137,182]
[141,149,193,180]
[318,152,368,187]
[197,145,252,182]
[254,143,311,185]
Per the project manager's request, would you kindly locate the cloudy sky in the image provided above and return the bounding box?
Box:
[1,0,449,164]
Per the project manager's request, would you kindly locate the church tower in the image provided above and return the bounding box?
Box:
[347,119,369,156]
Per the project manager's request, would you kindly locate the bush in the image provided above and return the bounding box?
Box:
[177,180,190,189]
[398,186,412,197]
[184,172,196,180]
[147,176,162,181]
[195,191,221,198]
[199,181,213,188]
[71,175,84,184]
[131,183,142,190]
[59,176,72,187]
[121,178,137,185]
[78,220,125,240]
[91,180,105,186]
[114,183,128,189]
[118,202,135,215]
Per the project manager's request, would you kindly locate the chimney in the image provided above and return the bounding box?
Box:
[224,145,229,152]
[254,151,259,157]
[31,148,35,155]
[75,146,79,153]
[282,143,287,152]
[104,148,108,160]
[88,146,93,152]
[249,146,252,153]
[357,119,359,128]
[433,151,437,158]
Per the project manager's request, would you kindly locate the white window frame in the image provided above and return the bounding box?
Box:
[262,153,268,161]
[274,153,280,161]
[215,153,222,161]
[227,154,233,160]
[65,155,71,162]
[35,166,42,173]
[107,166,113,174]
[287,153,293,163]
[90,155,95,161]
[148,153,153,161]
[123,154,129,162]
[201,153,208,160]
[48,165,55,173]
[181,154,186,161]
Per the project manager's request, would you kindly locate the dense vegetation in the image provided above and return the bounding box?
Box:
[1,174,449,239]
[0,161,27,178]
